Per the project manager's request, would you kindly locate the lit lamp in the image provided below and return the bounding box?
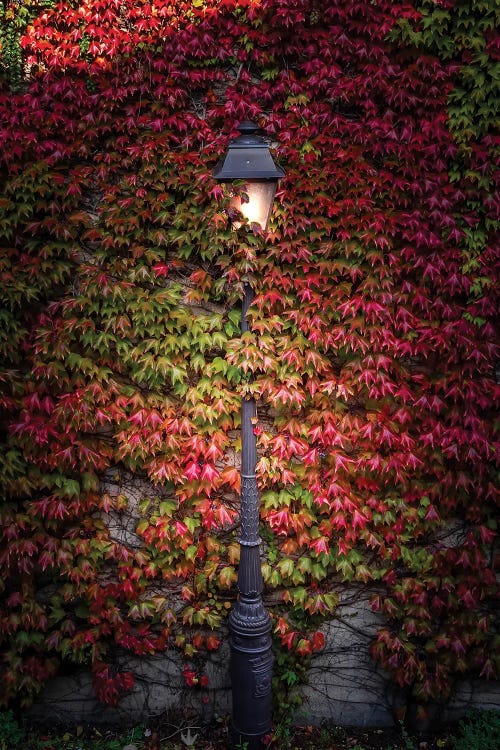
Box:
[213,122,285,749]
[213,121,285,230]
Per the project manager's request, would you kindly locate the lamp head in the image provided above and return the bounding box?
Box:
[213,122,285,230]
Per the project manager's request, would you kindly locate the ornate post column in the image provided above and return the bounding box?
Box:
[228,283,273,749]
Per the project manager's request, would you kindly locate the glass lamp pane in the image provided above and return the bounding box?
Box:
[229,180,278,230]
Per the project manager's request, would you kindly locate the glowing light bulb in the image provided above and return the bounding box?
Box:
[229,180,278,230]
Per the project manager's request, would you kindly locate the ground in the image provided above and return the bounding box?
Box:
[0,713,474,750]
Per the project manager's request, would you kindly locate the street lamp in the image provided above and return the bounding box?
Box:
[213,122,285,748]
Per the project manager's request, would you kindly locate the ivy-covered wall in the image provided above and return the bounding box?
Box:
[0,0,498,727]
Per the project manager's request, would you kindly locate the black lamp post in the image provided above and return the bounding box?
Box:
[213,122,285,749]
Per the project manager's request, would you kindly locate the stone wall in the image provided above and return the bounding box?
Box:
[29,589,500,728]
[26,470,500,728]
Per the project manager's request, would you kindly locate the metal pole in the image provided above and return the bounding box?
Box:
[229,282,273,749]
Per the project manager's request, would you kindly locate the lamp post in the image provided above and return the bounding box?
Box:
[213,122,285,749]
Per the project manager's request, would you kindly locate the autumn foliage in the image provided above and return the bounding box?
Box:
[0,0,498,722]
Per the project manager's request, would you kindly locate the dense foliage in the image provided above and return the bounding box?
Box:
[0,0,498,724]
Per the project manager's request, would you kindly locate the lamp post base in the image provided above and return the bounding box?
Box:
[229,593,273,748]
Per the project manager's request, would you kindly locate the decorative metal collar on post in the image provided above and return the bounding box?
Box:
[213,122,285,749]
